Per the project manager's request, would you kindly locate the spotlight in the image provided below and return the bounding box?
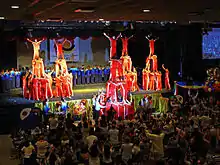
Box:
[143,9,150,12]
[99,18,104,21]
[0,17,5,20]
[11,5,19,9]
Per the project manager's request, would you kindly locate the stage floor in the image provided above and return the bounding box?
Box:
[0,83,171,106]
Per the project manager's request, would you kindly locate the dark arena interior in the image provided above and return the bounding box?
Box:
[0,0,220,165]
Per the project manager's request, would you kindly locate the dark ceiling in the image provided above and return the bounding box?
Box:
[1,0,220,22]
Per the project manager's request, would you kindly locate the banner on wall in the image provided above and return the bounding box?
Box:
[50,37,80,62]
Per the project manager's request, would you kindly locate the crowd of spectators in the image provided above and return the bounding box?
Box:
[10,90,220,165]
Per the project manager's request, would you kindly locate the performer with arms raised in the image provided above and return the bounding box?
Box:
[104,33,121,59]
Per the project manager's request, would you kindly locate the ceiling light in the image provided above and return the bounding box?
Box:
[74,9,95,13]
[0,17,5,19]
[99,18,104,21]
[143,9,150,12]
[11,5,19,9]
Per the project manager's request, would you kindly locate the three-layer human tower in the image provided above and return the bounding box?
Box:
[142,37,171,91]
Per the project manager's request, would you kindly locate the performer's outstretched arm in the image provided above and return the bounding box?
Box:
[38,38,46,44]
[145,36,149,40]
[27,38,33,43]
[103,33,110,40]
[53,39,57,45]
[154,37,159,41]
[62,38,67,44]
[188,89,192,97]
[193,90,199,100]
[162,64,166,71]
[116,33,122,40]
[128,35,134,40]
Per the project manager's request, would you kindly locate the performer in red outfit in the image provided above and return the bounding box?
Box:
[121,35,133,56]
[142,69,150,90]
[54,38,67,59]
[27,38,45,59]
[120,55,132,74]
[55,75,63,97]
[149,72,155,90]
[151,55,158,72]
[45,72,53,98]
[103,33,121,59]
[131,67,139,91]
[145,55,151,71]
[61,74,71,98]
[40,77,50,100]
[109,59,123,81]
[22,74,28,98]
[32,75,39,100]
[162,64,171,90]
[32,58,45,78]
[155,71,162,91]
[67,73,73,96]
[27,74,33,100]
[145,36,158,55]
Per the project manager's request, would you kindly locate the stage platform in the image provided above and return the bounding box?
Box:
[0,83,172,133]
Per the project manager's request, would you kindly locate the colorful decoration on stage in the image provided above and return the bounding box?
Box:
[23,37,73,101]
[142,37,171,91]
[204,67,220,92]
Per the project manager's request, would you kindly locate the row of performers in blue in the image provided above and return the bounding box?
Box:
[0,70,21,92]
[68,67,110,85]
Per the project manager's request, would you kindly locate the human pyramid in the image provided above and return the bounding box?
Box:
[104,33,138,105]
[142,36,171,91]
[22,38,73,101]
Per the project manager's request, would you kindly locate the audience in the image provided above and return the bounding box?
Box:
[10,90,220,165]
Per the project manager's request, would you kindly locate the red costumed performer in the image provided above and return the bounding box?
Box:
[67,73,73,96]
[121,35,133,56]
[120,56,132,74]
[32,76,39,100]
[40,77,49,100]
[54,38,67,59]
[145,36,158,55]
[55,76,63,97]
[131,67,139,91]
[143,69,150,90]
[149,72,155,90]
[151,55,158,72]
[103,33,121,59]
[45,72,53,98]
[109,59,123,81]
[145,55,151,71]
[61,74,71,98]
[27,74,33,100]
[32,58,45,78]
[162,64,171,90]
[155,71,162,91]
[22,74,28,98]
[27,38,45,60]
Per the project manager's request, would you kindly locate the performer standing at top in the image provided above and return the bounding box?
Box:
[27,38,45,59]
[121,35,133,56]
[145,36,158,55]
[162,64,171,90]
[103,33,121,59]
[54,38,67,59]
